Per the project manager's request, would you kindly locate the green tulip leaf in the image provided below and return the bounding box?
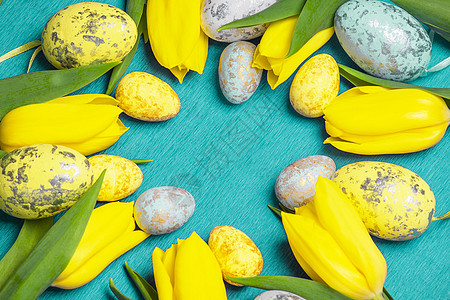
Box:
[268,205,282,217]
[338,64,450,100]
[226,276,353,300]
[130,159,153,164]
[286,0,347,57]
[124,262,159,300]
[109,278,132,300]
[219,0,306,31]
[0,150,7,159]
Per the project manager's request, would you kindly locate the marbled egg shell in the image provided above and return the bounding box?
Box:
[275,155,336,210]
[115,71,180,121]
[290,53,339,118]
[254,290,306,300]
[334,0,431,82]
[208,225,263,286]
[201,0,278,42]
[219,41,262,104]
[88,155,143,202]
[134,187,195,235]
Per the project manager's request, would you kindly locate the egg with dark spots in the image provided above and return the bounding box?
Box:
[134,186,195,235]
[0,144,93,219]
[275,155,336,210]
[334,0,431,82]
[254,290,306,300]
[41,2,137,69]
[332,161,435,241]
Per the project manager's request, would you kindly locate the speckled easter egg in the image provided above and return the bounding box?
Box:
[134,187,195,235]
[41,2,137,69]
[254,290,306,300]
[115,72,180,121]
[208,225,263,286]
[201,0,278,42]
[290,54,339,118]
[88,155,143,202]
[334,0,431,82]
[219,41,262,104]
[275,155,336,210]
[0,144,93,219]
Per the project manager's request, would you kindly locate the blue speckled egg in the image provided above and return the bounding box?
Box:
[134,186,195,235]
[334,0,432,82]
[275,155,336,210]
[219,41,262,104]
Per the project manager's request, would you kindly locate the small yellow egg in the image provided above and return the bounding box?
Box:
[289,53,339,118]
[88,155,143,202]
[208,225,263,286]
[115,71,180,121]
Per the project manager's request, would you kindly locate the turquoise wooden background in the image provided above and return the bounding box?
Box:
[0,0,448,299]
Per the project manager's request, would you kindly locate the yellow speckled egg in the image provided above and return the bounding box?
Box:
[218,41,262,104]
[41,2,137,69]
[115,72,181,121]
[88,154,143,202]
[289,54,339,118]
[208,225,263,286]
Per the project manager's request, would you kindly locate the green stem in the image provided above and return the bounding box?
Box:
[432,210,450,221]
[382,287,395,300]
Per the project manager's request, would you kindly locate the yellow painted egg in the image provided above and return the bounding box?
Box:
[88,154,143,202]
[0,144,93,219]
[218,41,262,104]
[41,2,137,69]
[208,225,263,286]
[332,161,436,241]
[115,72,181,121]
[289,54,340,118]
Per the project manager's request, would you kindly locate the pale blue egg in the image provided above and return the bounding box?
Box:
[134,186,195,235]
[334,0,432,82]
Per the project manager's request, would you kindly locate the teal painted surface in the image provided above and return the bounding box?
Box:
[0,1,448,299]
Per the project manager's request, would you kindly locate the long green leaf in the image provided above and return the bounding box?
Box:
[0,40,41,64]
[287,0,346,57]
[0,61,120,120]
[219,0,305,30]
[338,64,450,100]
[106,0,146,95]
[125,262,158,300]
[0,150,7,159]
[109,278,133,300]
[0,218,53,290]
[130,159,153,164]
[227,276,353,300]
[392,0,450,41]
[0,171,106,299]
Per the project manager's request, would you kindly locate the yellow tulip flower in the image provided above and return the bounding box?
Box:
[0,94,128,156]
[253,16,334,89]
[323,86,450,155]
[52,202,150,289]
[152,231,227,300]
[147,0,208,83]
[282,176,387,300]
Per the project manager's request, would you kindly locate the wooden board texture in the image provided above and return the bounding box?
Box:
[0,1,448,299]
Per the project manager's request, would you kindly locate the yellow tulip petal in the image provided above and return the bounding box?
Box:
[282,212,375,300]
[47,94,118,105]
[174,232,227,300]
[153,247,175,300]
[313,177,387,295]
[162,242,179,288]
[258,16,297,59]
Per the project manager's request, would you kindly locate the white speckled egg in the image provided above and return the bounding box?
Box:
[334,0,432,82]
[219,41,262,104]
[201,0,278,42]
[134,186,195,235]
[275,155,336,210]
[254,290,306,300]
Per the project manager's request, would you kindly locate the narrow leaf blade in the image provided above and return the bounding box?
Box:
[130,159,153,164]
[124,262,159,300]
[0,40,41,64]
[109,278,133,300]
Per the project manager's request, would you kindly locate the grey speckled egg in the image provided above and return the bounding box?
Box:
[134,186,195,235]
[334,0,431,82]
[201,0,278,42]
[219,41,262,104]
[254,290,306,300]
[275,155,336,210]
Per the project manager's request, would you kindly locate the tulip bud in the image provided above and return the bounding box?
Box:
[147,0,208,83]
[152,231,227,300]
[253,16,334,89]
[323,86,450,154]
[51,202,150,289]
[282,176,387,300]
[0,94,128,156]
